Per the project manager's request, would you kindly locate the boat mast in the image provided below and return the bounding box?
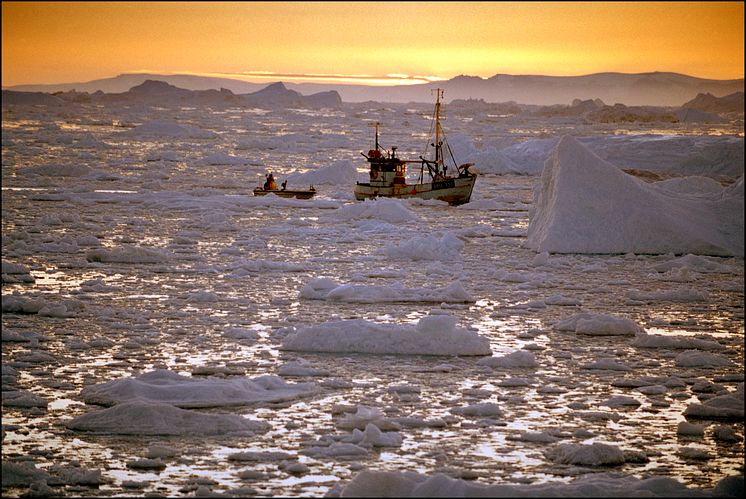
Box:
[432,88,443,172]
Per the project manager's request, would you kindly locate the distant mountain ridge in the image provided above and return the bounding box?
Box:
[5,73,266,94]
[5,71,743,106]
[2,79,342,109]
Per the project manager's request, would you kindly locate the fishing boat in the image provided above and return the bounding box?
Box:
[354,89,477,205]
[253,186,316,200]
[254,173,316,199]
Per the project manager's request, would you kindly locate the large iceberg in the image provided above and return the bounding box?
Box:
[526,136,743,256]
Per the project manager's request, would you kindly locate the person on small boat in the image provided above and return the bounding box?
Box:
[263,173,277,191]
[281,180,288,191]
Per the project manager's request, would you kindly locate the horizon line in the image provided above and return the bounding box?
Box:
[4,69,745,90]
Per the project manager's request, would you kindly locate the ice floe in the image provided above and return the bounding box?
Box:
[298,277,473,303]
[281,314,491,356]
[66,401,269,435]
[79,369,321,407]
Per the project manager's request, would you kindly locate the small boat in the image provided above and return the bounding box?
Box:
[354,89,477,205]
[253,186,316,200]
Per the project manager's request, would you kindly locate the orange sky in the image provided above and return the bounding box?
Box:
[2,1,744,87]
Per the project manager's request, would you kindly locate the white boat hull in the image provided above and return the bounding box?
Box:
[354,174,477,205]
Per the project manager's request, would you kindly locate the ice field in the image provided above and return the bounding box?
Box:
[2,99,744,497]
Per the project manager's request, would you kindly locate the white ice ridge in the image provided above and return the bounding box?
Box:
[299,277,474,303]
[526,135,744,256]
[281,314,491,356]
[79,369,321,408]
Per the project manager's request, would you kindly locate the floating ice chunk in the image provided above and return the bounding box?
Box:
[678,447,712,461]
[675,351,733,368]
[281,314,491,356]
[298,277,339,299]
[229,258,307,273]
[1,461,54,487]
[27,163,92,177]
[554,313,643,336]
[582,359,631,371]
[532,251,550,266]
[498,377,532,387]
[2,262,29,274]
[299,278,473,303]
[145,149,183,162]
[86,245,173,264]
[329,198,417,223]
[337,406,400,432]
[450,402,503,418]
[636,385,668,395]
[121,120,218,139]
[2,390,48,408]
[712,425,740,442]
[277,361,330,377]
[546,442,626,466]
[601,395,641,407]
[144,444,180,459]
[227,450,294,462]
[1,261,34,281]
[626,288,709,302]
[2,294,48,314]
[66,401,267,435]
[632,332,723,350]
[385,232,463,261]
[537,384,567,394]
[77,235,102,247]
[684,385,744,420]
[126,458,166,470]
[223,327,260,341]
[677,421,707,436]
[653,254,735,274]
[185,291,221,302]
[477,350,538,369]
[80,369,320,408]
[612,376,686,388]
[544,294,581,306]
[457,198,502,210]
[300,442,370,458]
[350,423,403,448]
[506,431,559,443]
[197,152,251,165]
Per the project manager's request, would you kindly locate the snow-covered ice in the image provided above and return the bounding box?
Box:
[281,314,492,356]
[527,136,743,256]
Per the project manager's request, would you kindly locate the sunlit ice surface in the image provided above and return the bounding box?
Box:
[1,100,743,497]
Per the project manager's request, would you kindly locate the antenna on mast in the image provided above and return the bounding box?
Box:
[368,121,381,151]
